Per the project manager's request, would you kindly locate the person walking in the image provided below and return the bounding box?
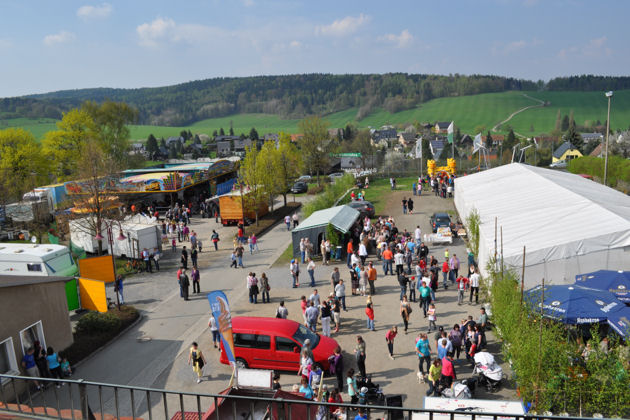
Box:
[46,347,63,387]
[355,336,367,378]
[152,248,161,271]
[209,315,220,349]
[290,259,300,288]
[142,248,152,273]
[400,295,412,334]
[449,254,460,283]
[456,275,468,305]
[358,241,368,266]
[346,239,354,269]
[441,354,457,389]
[382,246,393,276]
[426,358,442,396]
[407,197,414,214]
[230,250,237,268]
[235,244,244,268]
[276,300,288,319]
[260,273,270,303]
[114,274,124,305]
[398,273,409,301]
[292,213,299,228]
[330,346,344,391]
[211,230,220,251]
[441,258,449,290]
[415,333,431,382]
[335,279,347,311]
[320,300,332,337]
[394,249,405,276]
[191,266,201,294]
[448,324,463,359]
[402,197,408,214]
[365,302,375,331]
[305,301,319,332]
[284,214,291,231]
[21,347,42,390]
[181,246,189,269]
[330,267,340,290]
[367,262,377,296]
[427,303,437,332]
[191,248,198,268]
[385,326,398,359]
[187,342,207,383]
[307,258,316,287]
[320,240,327,265]
[419,281,431,317]
[330,294,342,333]
[346,368,359,404]
[179,269,190,300]
[469,268,480,304]
[247,272,259,304]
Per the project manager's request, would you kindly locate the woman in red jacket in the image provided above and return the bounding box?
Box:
[365,302,375,331]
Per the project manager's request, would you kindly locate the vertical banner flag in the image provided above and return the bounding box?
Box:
[447,122,454,144]
[473,133,483,154]
[415,139,422,159]
[207,291,236,365]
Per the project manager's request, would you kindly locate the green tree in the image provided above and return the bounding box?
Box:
[504,129,517,151]
[473,125,486,134]
[82,100,138,166]
[486,131,494,148]
[0,128,50,203]
[554,109,562,131]
[249,127,259,141]
[176,140,184,156]
[351,130,375,169]
[422,137,433,160]
[564,122,584,153]
[298,116,331,185]
[240,145,268,226]
[561,114,570,131]
[212,129,218,138]
[229,127,235,136]
[219,127,225,136]
[343,123,356,141]
[159,137,166,149]
[168,143,177,159]
[146,134,159,157]
[180,130,189,141]
[42,108,96,181]
[275,133,303,206]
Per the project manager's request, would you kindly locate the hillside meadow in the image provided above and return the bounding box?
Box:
[4,90,630,141]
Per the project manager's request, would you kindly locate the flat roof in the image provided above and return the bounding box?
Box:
[0,275,74,289]
[0,243,69,257]
[292,205,360,234]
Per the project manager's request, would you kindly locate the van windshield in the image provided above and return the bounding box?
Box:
[292,324,320,348]
[45,253,74,274]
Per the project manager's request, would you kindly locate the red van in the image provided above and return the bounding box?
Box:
[219,317,340,372]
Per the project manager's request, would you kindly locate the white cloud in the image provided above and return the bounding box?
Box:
[558,36,611,59]
[43,31,76,46]
[242,0,255,6]
[77,3,112,19]
[136,17,177,47]
[378,29,414,48]
[289,40,302,48]
[505,40,527,53]
[315,14,370,37]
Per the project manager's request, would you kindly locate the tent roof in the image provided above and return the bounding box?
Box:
[454,163,630,261]
[293,205,360,234]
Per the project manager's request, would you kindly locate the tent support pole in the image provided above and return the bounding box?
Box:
[494,217,498,270]
[536,276,544,410]
[500,227,504,282]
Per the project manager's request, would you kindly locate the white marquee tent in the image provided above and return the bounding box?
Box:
[454,163,630,287]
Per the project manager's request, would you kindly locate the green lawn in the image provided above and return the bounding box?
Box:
[5,89,630,141]
[360,176,417,216]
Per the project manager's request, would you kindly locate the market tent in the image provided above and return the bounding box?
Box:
[454,163,630,286]
[291,205,360,259]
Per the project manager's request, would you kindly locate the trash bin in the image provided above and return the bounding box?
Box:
[385,395,403,420]
[335,246,342,260]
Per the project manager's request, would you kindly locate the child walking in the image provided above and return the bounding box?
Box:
[427,303,437,332]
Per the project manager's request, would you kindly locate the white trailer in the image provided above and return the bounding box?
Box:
[0,243,78,277]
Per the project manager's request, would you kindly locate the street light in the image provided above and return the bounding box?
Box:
[603,91,613,186]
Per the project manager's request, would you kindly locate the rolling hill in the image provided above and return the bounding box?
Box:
[6,89,629,141]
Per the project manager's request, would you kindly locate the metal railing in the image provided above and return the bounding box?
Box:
[0,374,606,420]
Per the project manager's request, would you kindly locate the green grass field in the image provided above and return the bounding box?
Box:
[4,89,630,141]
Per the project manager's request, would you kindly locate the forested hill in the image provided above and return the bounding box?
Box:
[1,73,629,126]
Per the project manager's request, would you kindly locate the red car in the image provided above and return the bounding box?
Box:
[219,317,340,372]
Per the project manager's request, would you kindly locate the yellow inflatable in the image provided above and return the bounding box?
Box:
[427,159,457,177]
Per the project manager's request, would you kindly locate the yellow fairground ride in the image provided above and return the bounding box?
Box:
[427,158,456,178]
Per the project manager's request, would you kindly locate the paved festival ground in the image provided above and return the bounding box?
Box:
[35,185,517,418]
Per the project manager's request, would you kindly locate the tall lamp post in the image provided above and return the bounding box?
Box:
[603,91,613,186]
[95,223,127,308]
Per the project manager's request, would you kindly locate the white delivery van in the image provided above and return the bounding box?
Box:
[0,243,78,277]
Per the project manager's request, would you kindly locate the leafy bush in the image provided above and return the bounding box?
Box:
[326,223,340,248]
[568,155,630,188]
[302,174,356,218]
[76,311,122,335]
[465,208,480,256]
[489,267,630,417]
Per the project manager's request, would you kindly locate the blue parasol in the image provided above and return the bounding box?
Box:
[575,270,630,303]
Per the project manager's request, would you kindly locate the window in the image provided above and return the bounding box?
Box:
[19,321,45,355]
[45,253,74,274]
[0,337,19,381]
[234,333,255,348]
[254,335,270,350]
[275,336,297,352]
[27,263,42,272]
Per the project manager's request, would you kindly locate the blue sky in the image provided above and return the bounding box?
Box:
[1,0,628,97]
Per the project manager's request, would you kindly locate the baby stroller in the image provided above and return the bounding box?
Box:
[356,375,385,405]
[473,352,503,392]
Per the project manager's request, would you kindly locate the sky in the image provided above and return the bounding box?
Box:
[1,0,629,97]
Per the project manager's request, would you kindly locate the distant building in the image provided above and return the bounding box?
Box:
[397,132,416,147]
[166,136,185,146]
[217,141,231,157]
[328,128,343,139]
[214,135,241,143]
[430,139,447,159]
[371,126,397,144]
[434,121,453,134]
[460,134,473,146]
[553,141,583,163]
[589,143,603,158]
[581,133,604,143]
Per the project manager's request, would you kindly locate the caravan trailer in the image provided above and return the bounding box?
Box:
[0,243,78,277]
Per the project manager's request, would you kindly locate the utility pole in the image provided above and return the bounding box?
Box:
[604,91,613,186]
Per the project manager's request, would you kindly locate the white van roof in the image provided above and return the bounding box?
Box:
[0,243,70,260]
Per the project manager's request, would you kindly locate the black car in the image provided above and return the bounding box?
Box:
[430,212,452,233]
[347,200,375,218]
[290,181,308,194]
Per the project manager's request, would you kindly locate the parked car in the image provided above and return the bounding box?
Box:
[219,317,340,372]
[297,175,312,182]
[290,181,308,194]
[347,200,375,218]
[549,160,567,169]
[430,212,452,233]
[329,172,345,181]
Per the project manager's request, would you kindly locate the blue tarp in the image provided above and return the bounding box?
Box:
[575,270,630,303]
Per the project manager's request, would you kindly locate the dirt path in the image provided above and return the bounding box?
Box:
[492,93,546,135]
